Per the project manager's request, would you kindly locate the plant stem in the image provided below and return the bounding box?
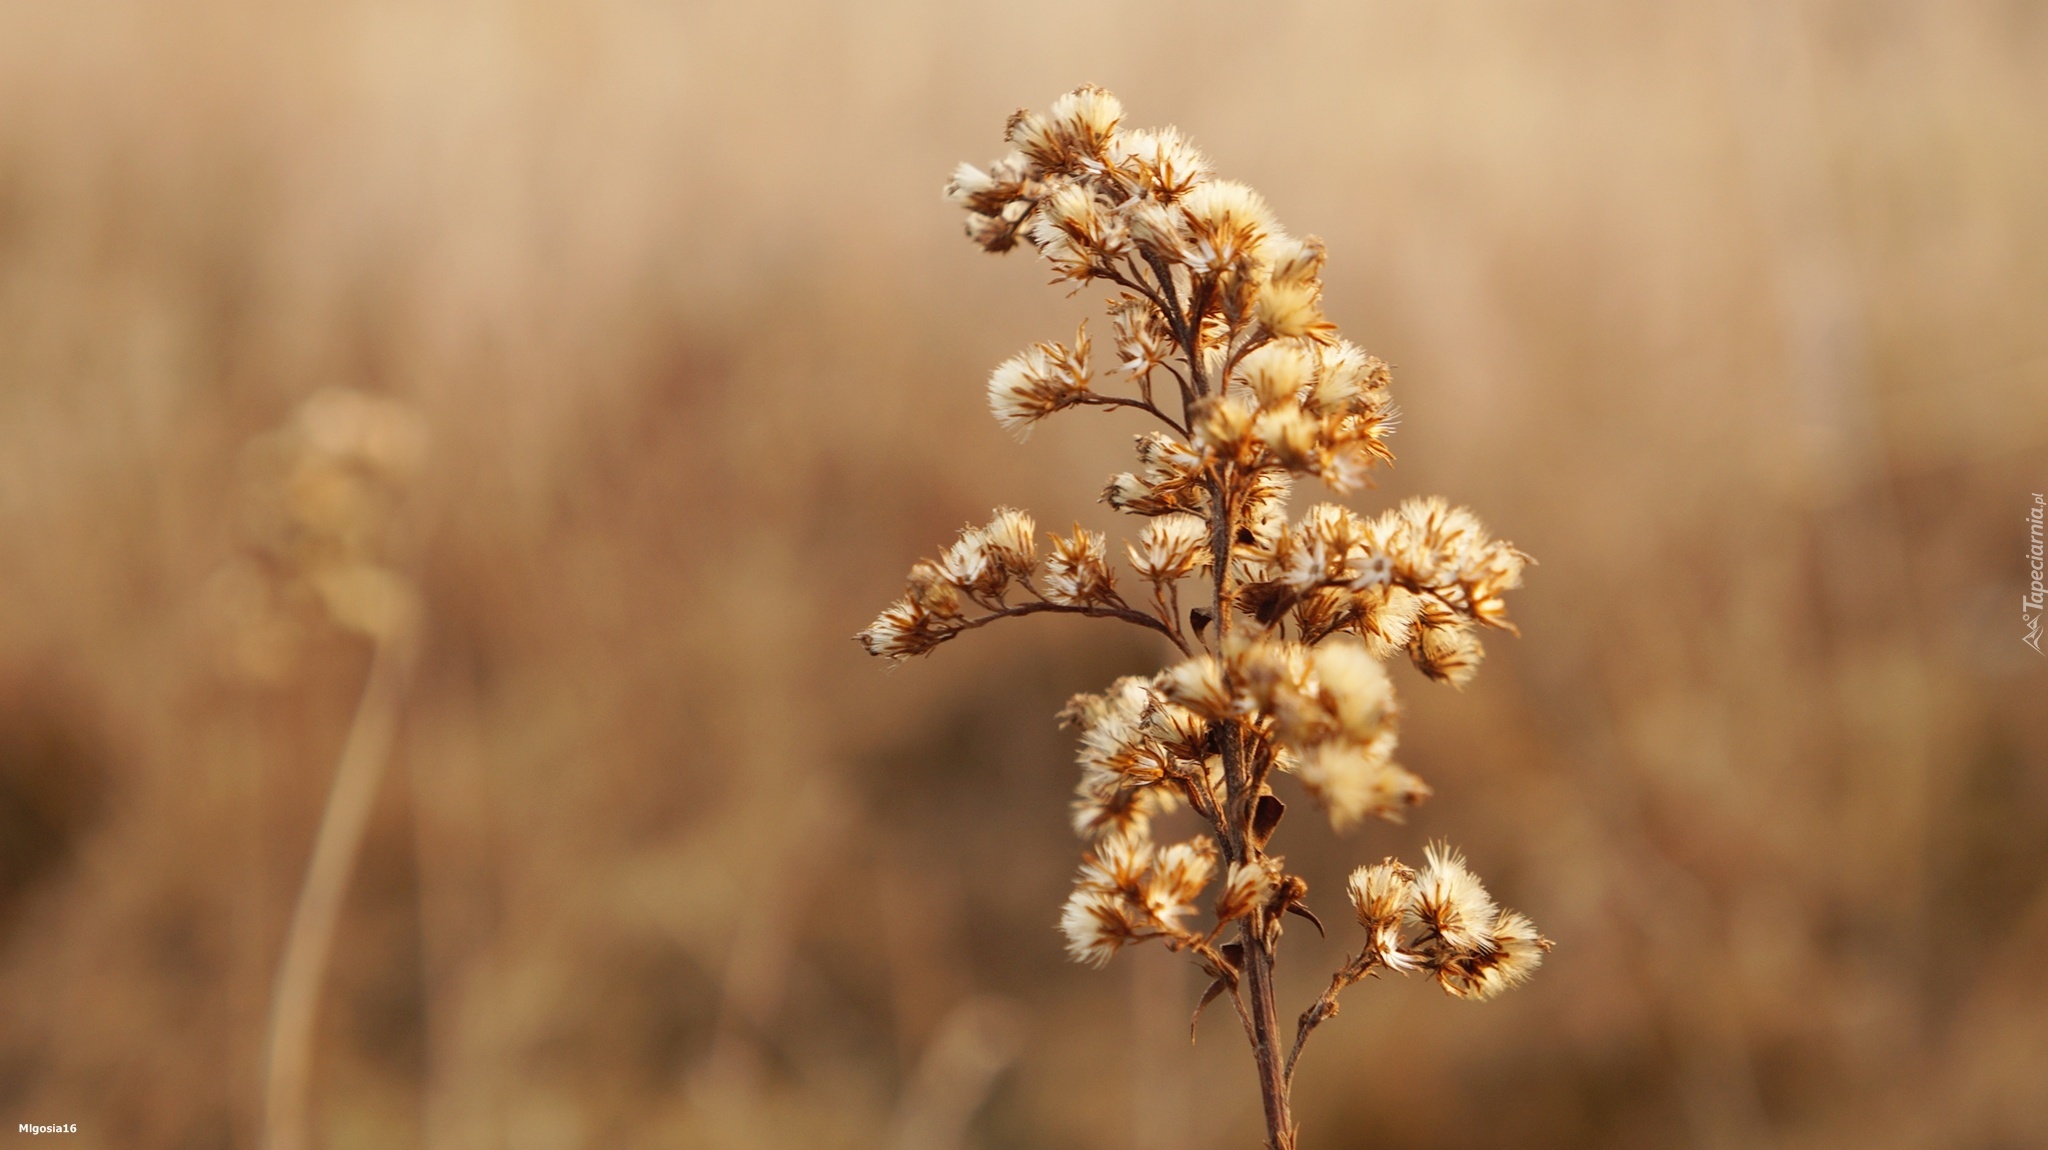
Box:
[1207,467,1297,1150]
[262,636,413,1150]
[1242,930,1297,1150]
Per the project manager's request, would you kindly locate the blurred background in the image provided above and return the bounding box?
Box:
[1,1,2044,1147]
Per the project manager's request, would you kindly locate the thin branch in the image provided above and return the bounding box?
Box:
[1168,755,1223,832]
[1184,276,1217,396]
[1143,252,1188,336]
[1221,328,1274,385]
[1073,392,1189,437]
[1103,263,1182,343]
[1284,949,1379,1085]
[1158,361,1191,409]
[953,599,1191,655]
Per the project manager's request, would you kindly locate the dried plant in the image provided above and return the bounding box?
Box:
[221,389,427,1150]
[860,87,1550,1149]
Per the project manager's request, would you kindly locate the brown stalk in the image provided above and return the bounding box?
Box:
[1208,467,1298,1150]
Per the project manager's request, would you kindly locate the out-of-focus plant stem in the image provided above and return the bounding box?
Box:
[262,633,416,1150]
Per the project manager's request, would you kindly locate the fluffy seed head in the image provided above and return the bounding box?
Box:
[1255,236,1330,338]
[1126,200,1194,263]
[1348,858,1417,930]
[1253,404,1322,469]
[1079,826,1155,895]
[1409,843,1498,953]
[1110,297,1175,378]
[939,528,995,591]
[1310,638,1395,741]
[1433,909,1549,1000]
[858,597,947,660]
[1307,341,1389,414]
[1180,180,1277,270]
[1287,738,1429,827]
[1043,527,1118,607]
[1193,393,1259,457]
[1236,342,1317,409]
[1112,126,1210,199]
[1159,654,1234,720]
[983,508,1038,577]
[1216,860,1274,924]
[1047,85,1123,157]
[988,325,1092,434]
[1060,887,1140,966]
[1128,513,1210,582]
[1410,602,1485,686]
[1144,837,1217,926]
[1032,181,1128,278]
[1348,857,1421,971]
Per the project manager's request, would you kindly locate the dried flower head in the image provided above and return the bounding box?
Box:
[869,88,1546,1150]
[988,325,1093,434]
[1408,843,1499,954]
[1129,513,1210,583]
[218,389,427,678]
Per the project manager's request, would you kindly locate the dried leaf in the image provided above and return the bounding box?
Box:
[1252,793,1286,847]
[1285,902,1326,938]
[1190,975,1231,1042]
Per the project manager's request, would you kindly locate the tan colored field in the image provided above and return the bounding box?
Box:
[1,2,2044,1148]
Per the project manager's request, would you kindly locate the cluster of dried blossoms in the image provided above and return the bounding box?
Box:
[861,87,1548,1150]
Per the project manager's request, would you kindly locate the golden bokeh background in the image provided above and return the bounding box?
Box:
[1,2,2044,1148]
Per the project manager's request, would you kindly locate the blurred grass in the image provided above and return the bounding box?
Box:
[0,1,2044,1148]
